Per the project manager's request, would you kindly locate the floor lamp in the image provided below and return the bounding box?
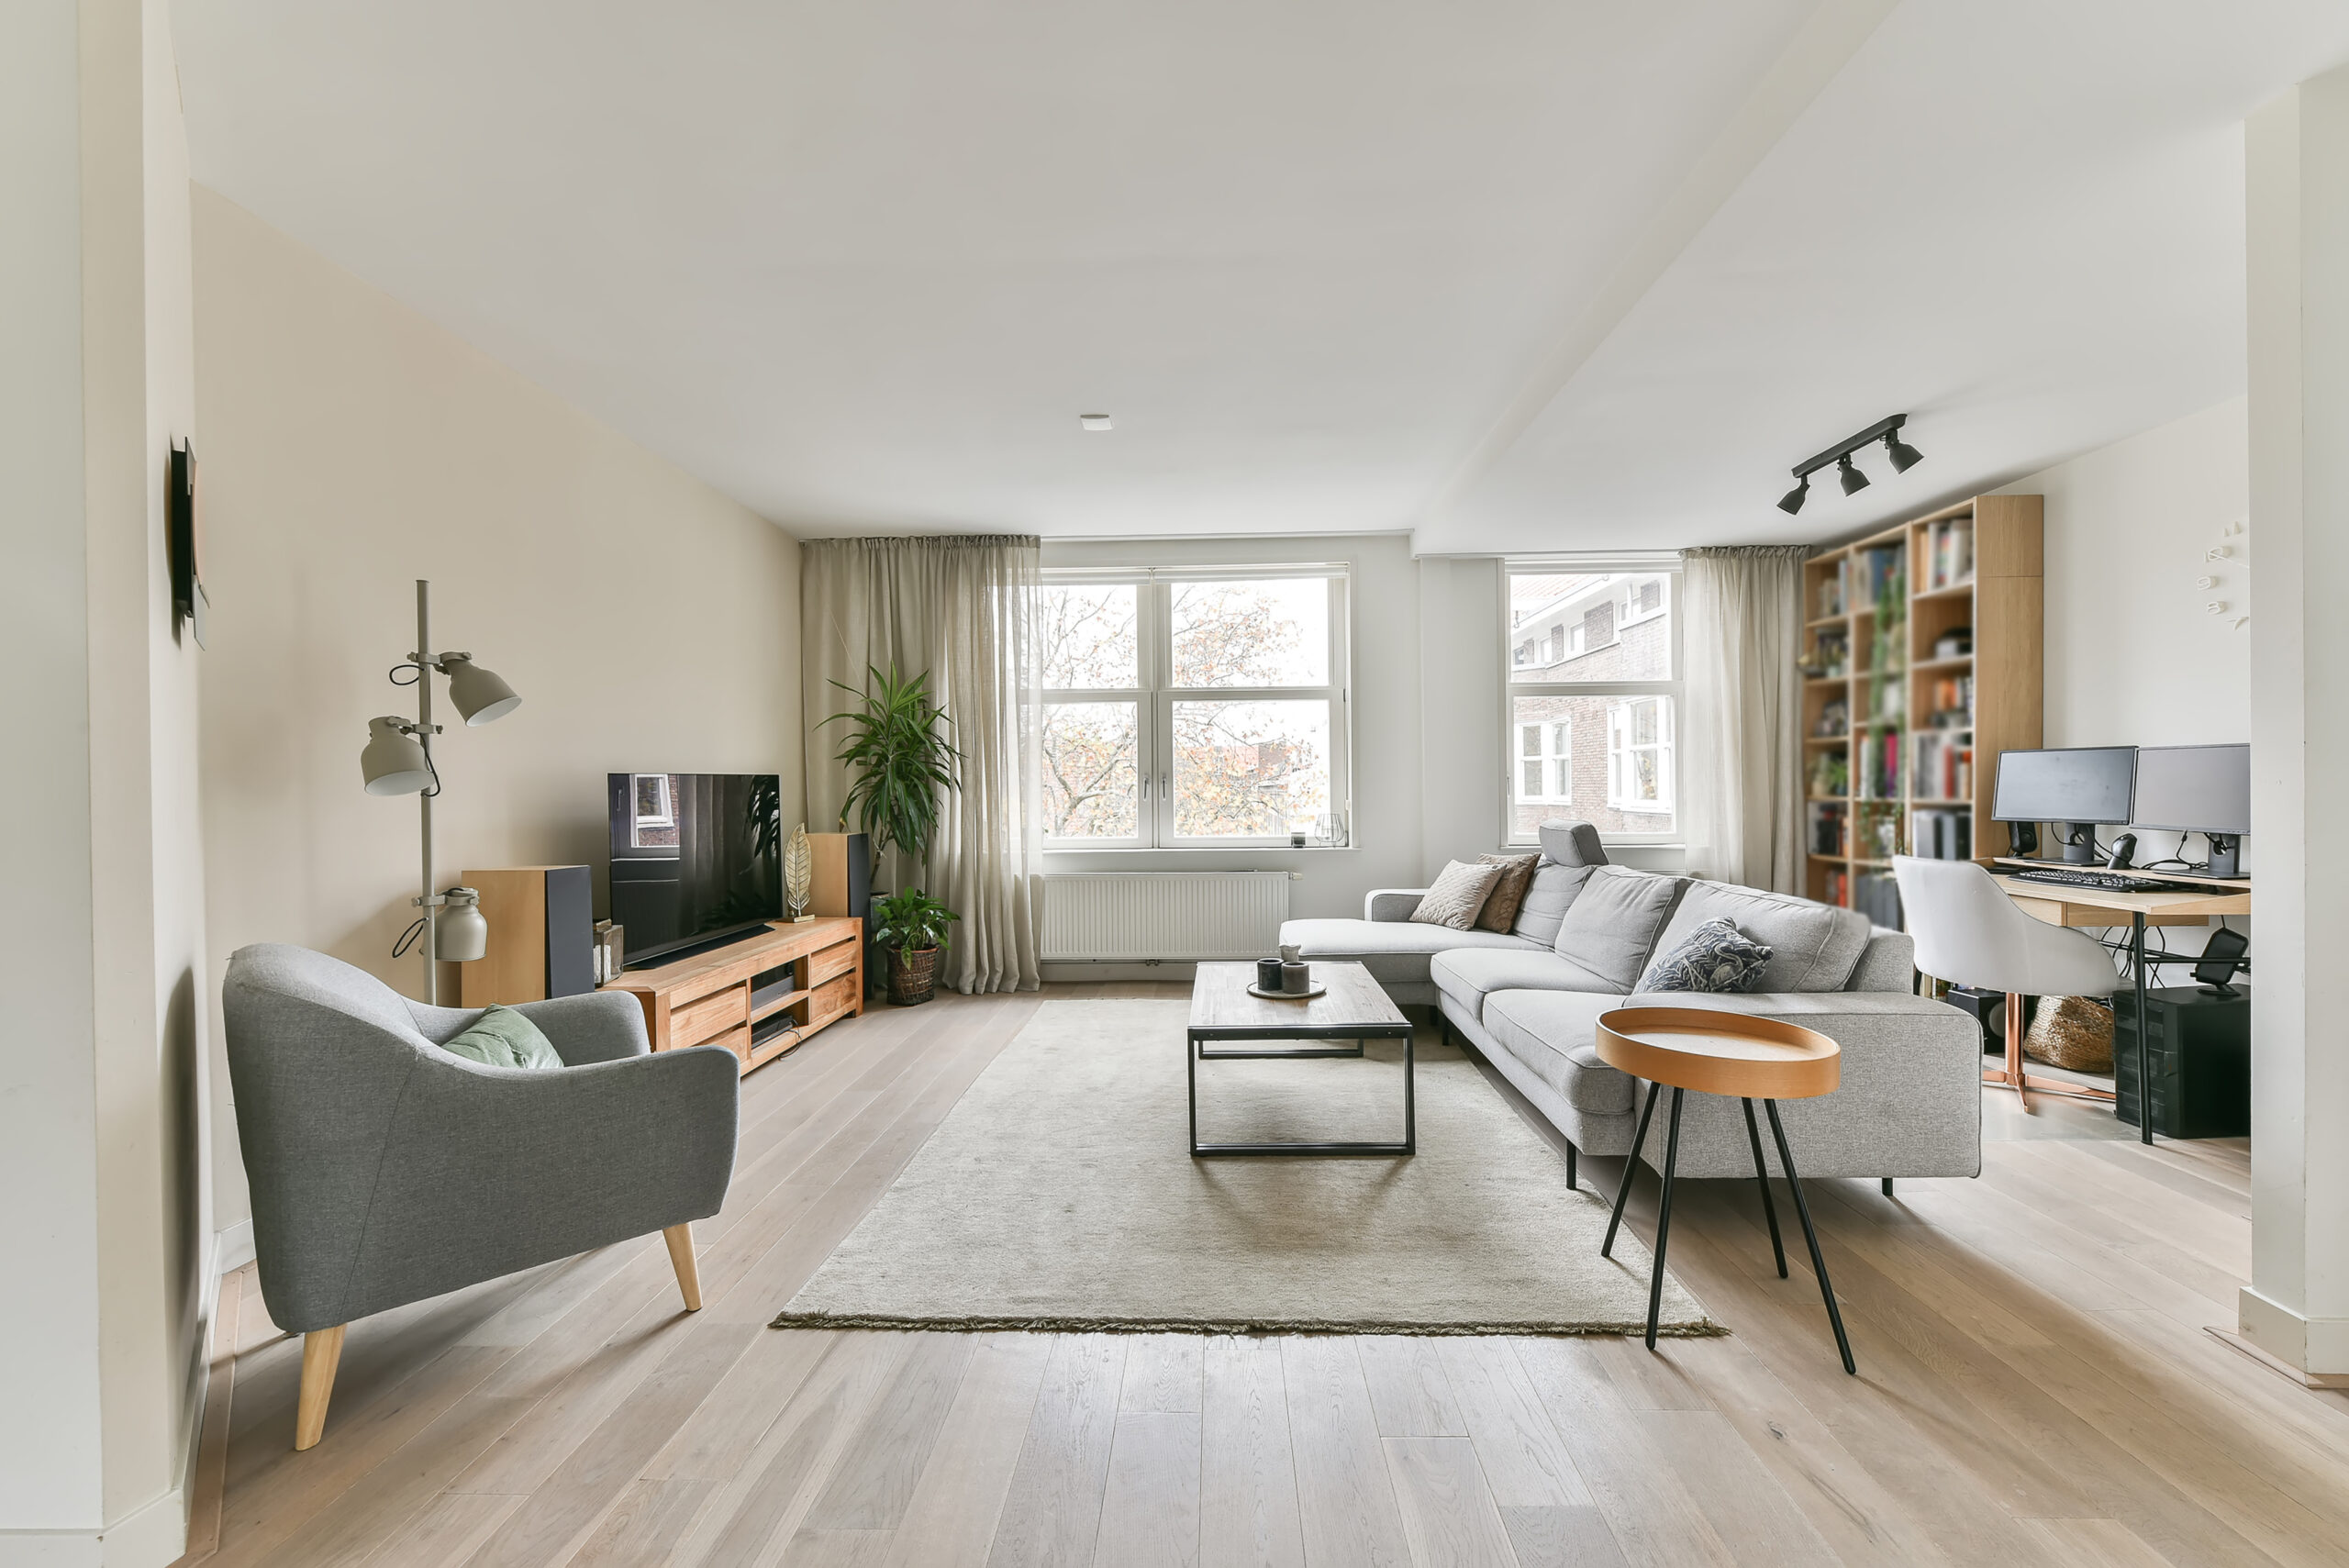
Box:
[359,580,522,1004]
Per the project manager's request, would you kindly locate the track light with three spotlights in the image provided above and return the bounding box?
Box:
[1775,414,1922,516]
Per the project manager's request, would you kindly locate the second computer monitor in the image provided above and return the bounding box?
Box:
[1992,747,2136,864]
[2132,743,2250,876]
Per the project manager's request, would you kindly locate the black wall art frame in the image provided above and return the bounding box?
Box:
[169,438,206,648]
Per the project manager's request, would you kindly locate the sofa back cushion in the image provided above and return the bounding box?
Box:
[1646,881,1871,993]
[1549,867,1688,991]
[1510,862,1596,947]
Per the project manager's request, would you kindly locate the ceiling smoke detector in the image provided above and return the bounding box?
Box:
[1079,413,1113,431]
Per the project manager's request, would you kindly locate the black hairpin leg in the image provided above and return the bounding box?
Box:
[1765,1100,1856,1374]
[1882,1178,1895,1197]
[1602,1082,1663,1259]
[1741,1098,1787,1279]
[1565,1142,1576,1191]
[1643,1088,1685,1351]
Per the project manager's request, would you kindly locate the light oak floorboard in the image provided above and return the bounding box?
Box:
[191,993,2349,1568]
[1093,1412,1202,1568]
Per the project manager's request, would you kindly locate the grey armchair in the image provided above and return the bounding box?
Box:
[221,943,739,1450]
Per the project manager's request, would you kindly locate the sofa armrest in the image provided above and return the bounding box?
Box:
[1847,929,1917,993]
[509,991,651,1064]
[1620,991,1981,1179]
[1365,889,1428,922]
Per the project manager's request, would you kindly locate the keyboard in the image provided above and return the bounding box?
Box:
[2006,868,2198,894]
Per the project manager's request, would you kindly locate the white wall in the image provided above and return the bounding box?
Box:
[0,1,210,1561]
[1998,396,2252,760]
[192,187,805,1241]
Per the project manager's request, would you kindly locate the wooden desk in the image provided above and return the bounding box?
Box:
[1988,869,2251,1143]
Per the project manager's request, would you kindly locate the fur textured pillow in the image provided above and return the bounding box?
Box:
[1637,917,1775,995]
[1474,853,1541,932]
[1409,860,1505,930]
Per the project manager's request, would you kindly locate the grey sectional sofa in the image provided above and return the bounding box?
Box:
[1279,824,1981,1184]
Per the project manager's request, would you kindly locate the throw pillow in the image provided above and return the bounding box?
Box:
[1409,860,1505,930]
[440,1004,564,1070]
[1638,917,1775,995]
[1474,852,1541,932]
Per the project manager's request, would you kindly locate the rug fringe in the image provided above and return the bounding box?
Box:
[768,1309,1727,1338]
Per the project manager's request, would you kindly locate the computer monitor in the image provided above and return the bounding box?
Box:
[1992,747,2136,864]
[2132,743,2250,877]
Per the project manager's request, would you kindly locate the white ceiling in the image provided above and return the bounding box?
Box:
[173,0,2349,550]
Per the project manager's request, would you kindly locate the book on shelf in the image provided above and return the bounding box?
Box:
[1854,872,1903,929]
[1925,673,1973,727]
[1822,868,1850,907]
[1807,801,1850,859]
[1911,807,1974,862]
[1923,517,1975,592]
[1911,732,1975,801]
[1817,559,1851,620]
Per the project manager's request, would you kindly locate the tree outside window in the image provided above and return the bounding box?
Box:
[1039,570,1349,848]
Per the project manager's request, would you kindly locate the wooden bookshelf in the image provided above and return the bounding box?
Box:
[1798,495,2043,926]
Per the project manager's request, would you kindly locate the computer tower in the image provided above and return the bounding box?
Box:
[2113,985,2251,1139]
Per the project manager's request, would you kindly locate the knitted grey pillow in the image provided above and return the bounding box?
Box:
[1638,917,1774,995]
[1408,860,1505,931]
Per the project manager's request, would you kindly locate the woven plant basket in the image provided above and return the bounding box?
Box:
[2023,995,2114,1073]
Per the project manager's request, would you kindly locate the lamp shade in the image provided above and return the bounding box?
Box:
[361,717,433,795]
[435,886,490,962]
[442,655,520,725]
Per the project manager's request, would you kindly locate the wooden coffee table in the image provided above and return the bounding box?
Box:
[1594,1006,1855,1373]
[1186,962,1415,1157]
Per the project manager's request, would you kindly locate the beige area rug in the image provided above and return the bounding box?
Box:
[772,999,1714,1336]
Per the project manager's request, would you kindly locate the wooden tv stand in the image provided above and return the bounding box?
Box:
[599,917,863,1075]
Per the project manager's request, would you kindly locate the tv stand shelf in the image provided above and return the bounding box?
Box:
[601,917,863,1074]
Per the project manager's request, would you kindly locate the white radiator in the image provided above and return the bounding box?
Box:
[1039,872,1291,962]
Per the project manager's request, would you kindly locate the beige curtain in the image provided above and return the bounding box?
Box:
[802,535,1042,993]
[1680,546,1809,892]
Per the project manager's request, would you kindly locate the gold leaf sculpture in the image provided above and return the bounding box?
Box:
[785,823,815,921]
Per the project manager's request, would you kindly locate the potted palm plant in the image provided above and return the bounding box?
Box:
[872,888,960,1005]
[821,663,963,998]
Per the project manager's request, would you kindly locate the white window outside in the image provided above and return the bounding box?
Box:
[1503,560,1681,843]
[1515,719,1573,805]
[1038,566,1351,850]
[1607,697,1673,813]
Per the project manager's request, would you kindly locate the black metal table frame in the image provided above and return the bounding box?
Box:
[1187,1021,1417,1157]
[1601,1081,1857,1376]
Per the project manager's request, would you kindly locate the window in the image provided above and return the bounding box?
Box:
[1039,567,1350,848]
[1515,719,1573,805]
[1607,697,1673,813]
[1505,563,1679,841]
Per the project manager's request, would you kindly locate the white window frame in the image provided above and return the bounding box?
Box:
[1040,565,1353,851]
[1513,717,1574,806]
[1501,557,1682,847]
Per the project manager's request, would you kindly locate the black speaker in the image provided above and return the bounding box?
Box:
[2008,820,2039,857]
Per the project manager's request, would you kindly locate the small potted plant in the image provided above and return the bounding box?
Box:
[872,888,959,1006]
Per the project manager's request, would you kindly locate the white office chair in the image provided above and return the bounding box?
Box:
[1891,855,2121,1104]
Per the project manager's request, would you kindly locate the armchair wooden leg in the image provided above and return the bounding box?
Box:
[663,1223,703,1311]
[294,1325,346,1451]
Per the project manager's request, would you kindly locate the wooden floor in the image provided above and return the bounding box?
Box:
[189,985,2349,1568]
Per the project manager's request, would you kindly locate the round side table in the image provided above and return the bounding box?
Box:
[1594,1006,1854,1374]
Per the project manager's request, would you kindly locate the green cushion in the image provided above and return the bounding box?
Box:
[440,1005,563,1070]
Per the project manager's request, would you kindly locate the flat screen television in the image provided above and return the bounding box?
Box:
[607,773,781,967]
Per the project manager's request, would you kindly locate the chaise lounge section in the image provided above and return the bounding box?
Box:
[1280,823,1982,1184]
